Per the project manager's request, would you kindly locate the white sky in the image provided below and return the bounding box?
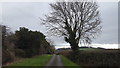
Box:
[0,1,119,49]
[0,0,119,2]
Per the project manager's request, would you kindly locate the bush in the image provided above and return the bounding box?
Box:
[2,50,14,64]
[15,49,25,57]
[59,49,120,66]
[58,50,71,57]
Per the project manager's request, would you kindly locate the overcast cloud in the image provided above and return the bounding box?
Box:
[0,2,118,45]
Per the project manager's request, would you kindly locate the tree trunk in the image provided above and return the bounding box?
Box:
[65,32,79,52]
[70,42,79,52]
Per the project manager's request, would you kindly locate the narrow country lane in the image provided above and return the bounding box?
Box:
[44,54,64,68]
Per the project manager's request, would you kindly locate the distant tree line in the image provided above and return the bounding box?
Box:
[1,25,55,64]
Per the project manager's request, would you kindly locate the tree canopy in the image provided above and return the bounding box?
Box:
[42,1,102,51]
[2,26,55,64]
[15,27,55,57]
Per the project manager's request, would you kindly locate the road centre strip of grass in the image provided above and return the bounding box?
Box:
[6,55,52,66]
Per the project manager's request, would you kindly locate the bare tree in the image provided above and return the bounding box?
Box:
[42,0,102,52]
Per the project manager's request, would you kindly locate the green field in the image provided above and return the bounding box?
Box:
[6,55,52,66]
[79,48,102,51]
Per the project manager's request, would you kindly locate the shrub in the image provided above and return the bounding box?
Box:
[2,50,14,64]
[58,50,71,57]
[15,49,25,57]
[59,49,120,66]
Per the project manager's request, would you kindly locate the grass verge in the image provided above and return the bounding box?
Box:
[5,54,52,66]
[60,55,82,68]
